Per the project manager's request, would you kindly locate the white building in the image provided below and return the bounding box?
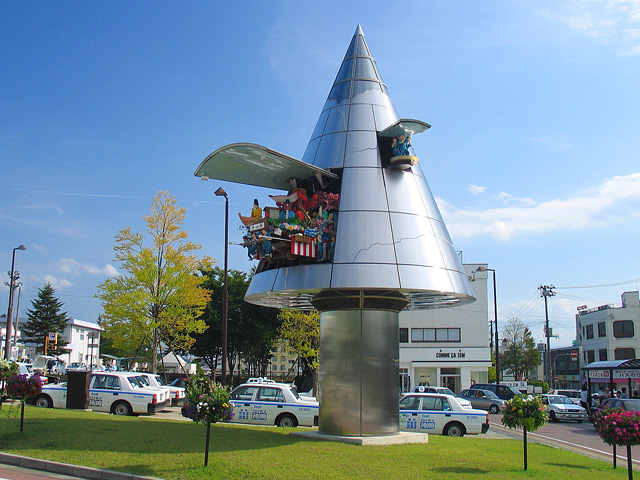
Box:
[399,263,492,393]
[60,318,103,368]
[577,291,640,364]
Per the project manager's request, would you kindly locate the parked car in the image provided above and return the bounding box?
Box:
[459,389,505,413]
[31,371,169,415]
[540,394,588,422]
[169,377,189,388]
[547,389,581,405]
[470,383,523,400]
[412,386,472,409]
[183,379,319,428]
[595,398,640,415]
[66,362,88,371]
[399,392,490,437]
[16,362,48,384]
[139,373,185,406]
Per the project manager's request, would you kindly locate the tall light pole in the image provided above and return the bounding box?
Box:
[4,244,26,360]
[476,266,499,384]
[215,187,229,386]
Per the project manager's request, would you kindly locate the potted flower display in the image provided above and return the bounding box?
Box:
[0,359,19,409]
[501,394,548,470]
[593,406,640,479]
[5,373,42,432]
[183,372,233,466]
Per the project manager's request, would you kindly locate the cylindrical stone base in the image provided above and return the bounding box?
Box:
[318,309,399,436]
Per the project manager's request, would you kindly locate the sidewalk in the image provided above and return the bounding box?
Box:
[0,453,163,480]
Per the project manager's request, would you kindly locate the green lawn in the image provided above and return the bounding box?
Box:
[0,405,631,480]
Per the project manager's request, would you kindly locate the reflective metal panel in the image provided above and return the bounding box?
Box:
[344,131,379,168]
[301,137,320,166]
[309,109,329,141]
[413,170,445,223]
[335,58,354,83]
[373,105,400,131]
[323,105,350,134]
[339,167,389,211]
[384,168,429,216]
[319,309,399,436]
[390,212,446,268]
[352,80,385,105]
[397,264,455,293]
[330,263,400,289]
[313,132,347,168]
[270,263,333,292]
[333,211,397,264]
[347,104,376,131]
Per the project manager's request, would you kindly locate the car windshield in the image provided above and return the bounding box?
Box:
[128,376,147,389]
[289,386,301,400]
[484,390,500,399]
[153,375,166,386]
[438,388,456,396]
[548,395,573,404]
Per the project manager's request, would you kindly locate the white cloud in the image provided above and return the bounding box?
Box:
[527,136,574,152]
[440,172,640,241]
[42,275,73,290]
[57,258,118,277]
[540,1,640,55]
[467,184,486,195]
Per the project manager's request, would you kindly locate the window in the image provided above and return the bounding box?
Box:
[599,349,608,361]
[399,396,420,410]
[614,321,635,338]
[586,324,594,339]
[421,396,451,411]
[399,328,408,343]
[598,322,606,337]
[257,387,284,403]
[587,350,595,363]
[410,328,461,343]
[615,348,636,360]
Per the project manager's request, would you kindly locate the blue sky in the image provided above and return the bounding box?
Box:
[2,1,640,348]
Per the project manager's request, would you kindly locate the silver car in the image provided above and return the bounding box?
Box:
[459,389,505,413]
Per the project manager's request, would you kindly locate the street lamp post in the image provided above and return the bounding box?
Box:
[4,244,26,360]
[475,266,499,384]
[214,187,229,386]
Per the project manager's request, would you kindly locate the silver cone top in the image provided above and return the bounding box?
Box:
[196,25,475,310]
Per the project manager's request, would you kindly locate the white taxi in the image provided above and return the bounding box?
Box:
[229,380,319,427]
[399,392,490,437]
[139,373,186,406]
[32,372,169,415]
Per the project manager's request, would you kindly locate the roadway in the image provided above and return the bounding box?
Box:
[488,414,640,470]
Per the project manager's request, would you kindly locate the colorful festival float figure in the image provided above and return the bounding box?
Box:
[236,185,339,272]
[377,119,431,171]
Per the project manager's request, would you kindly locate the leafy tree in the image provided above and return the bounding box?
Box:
[500,317,541,381]
[278,309,319,393]
[191,267,281,382]
[96,191,213,373]
[22,283,71,355]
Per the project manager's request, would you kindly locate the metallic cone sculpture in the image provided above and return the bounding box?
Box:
[195,25,475,436]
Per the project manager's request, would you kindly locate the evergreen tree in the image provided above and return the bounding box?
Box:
[22,283,71,355]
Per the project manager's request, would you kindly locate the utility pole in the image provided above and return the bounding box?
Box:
[539,285,555,388]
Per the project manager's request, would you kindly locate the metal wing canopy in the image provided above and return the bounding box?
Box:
[378,119,431,138]
[194,143,339,191]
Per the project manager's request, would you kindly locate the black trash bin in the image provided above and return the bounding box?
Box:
[66,370,91,409]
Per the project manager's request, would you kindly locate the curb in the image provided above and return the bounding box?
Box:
[0,453,164,480]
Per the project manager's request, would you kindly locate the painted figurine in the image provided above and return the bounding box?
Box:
[392,134,411,156]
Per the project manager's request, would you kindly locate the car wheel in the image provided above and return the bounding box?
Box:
[275,413,298,428]
[550,411,558,422]
[443,422,465,437]
[112,401,133,416]
[489,404,499,414]
[35,394,53,408]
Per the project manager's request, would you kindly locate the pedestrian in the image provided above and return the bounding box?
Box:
[580,384,589,412]
[621,387,628,399]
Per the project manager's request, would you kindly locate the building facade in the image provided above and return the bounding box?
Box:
[399,263,492,393]
[577,291,640,366]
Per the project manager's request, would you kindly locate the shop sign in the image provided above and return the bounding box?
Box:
[613,370,640,379]
[435,350,466,359]
[589,370,610,379]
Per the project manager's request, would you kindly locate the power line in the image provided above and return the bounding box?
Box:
[555,278,640,290]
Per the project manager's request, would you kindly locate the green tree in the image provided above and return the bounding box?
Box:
[278,309,319,393]
[96,191,213,373]
[191,267,281,382]
[22,283,71,355]
[500,317,541,381]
